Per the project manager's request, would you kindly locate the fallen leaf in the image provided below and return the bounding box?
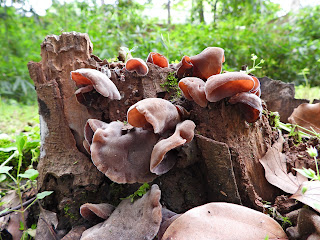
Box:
[161,202,288,240]
[291,181,320,213]
[288,103,320,134]
[259,136,307,194]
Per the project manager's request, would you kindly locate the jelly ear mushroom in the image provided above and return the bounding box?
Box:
[70,68,121,100]
[147,52,169,68]
[177,55,193,79]
[80,203,115,222]
[229,92,262,123]
[249,76,261,97]
[190,47,225,80]
[81,184,162,240]
[150,120,196,175]
[204,72,256,102]
[125,58,149,76]
[178,77,208,107]
[161,202,287,240]
[89,121,159,183]
[127,98,181,134]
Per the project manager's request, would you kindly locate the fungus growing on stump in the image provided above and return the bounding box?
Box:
[80,184,162,240]
[80,203,115,222]
[71,68,121,100]
[177,47,225,80]
[125,58,149,76]
[150,120,196,175]
[204,72,256,102]
[127,98,181,134]
[229,92,263,123]
[147,52,169,68]
[85,120,159,183]
[178,77,207,107]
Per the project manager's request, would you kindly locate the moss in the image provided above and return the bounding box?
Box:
[160,72,182,99]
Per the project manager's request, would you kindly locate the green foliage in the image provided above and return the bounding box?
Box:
[161,72,181,98]
[262,201,292,229]
[294,146,320,181]
[121,183,150,202]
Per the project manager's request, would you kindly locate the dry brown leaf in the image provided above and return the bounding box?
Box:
[288,103,320,134]
[161,202,288,240]
[259,136,307,194]
[291,181,320,213]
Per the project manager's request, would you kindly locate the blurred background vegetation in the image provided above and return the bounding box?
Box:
[0,0,319,105]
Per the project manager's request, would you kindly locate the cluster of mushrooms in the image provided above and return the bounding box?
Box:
[69,47,267,239]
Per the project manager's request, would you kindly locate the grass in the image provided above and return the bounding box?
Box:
[295,85,320,103]
[0,99,39,138]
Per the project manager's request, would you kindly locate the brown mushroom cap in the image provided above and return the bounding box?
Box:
[229,92,262,123]
[89,121,159,183]
[190,47,225,80]
[127,98,181,134]
[176,55,193,79]
[161,202,288,240]
[146,52,169,68]
[150,120,196,175]
[125,58,149,76]
[81,184,162,240]
[70,68,121,100]
[204,72,255,102]
[249,76,261,97]
[80,203,115,222]
[288,102,320,134]
[178,77,208,107]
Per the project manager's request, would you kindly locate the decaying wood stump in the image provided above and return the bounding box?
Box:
[28,32,281,232]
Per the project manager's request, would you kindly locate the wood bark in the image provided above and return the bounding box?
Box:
[28,32,280,232]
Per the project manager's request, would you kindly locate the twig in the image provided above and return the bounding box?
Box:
[0,196,37,218]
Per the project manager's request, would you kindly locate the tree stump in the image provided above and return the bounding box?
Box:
[28,32,281,232]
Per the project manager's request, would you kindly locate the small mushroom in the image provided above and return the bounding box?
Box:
[146,52,169,68]
[229,92,262,123]
[70,68,121,100]
[150,120,196,175]
[204,72,256,102]
[80,184,162,240]
[249,75,261,97]
[127,98,181,134]
[80,203,115,222]
[189,47,225,80]
[161,202,288,240]
[176,56,193,79]
[125,58,149,76]
[178,77,208,107]
[177,47,225,80]
[157,208,181,240]
[88,120,159,183]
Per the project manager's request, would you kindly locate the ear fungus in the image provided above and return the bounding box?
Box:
[249,76,261,97]
[177,56,193,79]
[80,203,115,222]
[150,120,196,175]
[178,77,208,107]
[81,185,162,240]
[127,98,181,134]
[146,52,169,68]
[229,92,262,123]
[177,47,225,80]
[204,72,256,102]
[70,68,121,100]
[125,58,149,76]
[189,47,225,80]
[88,121,159,183]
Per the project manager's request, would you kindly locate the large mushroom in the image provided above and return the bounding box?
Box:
[204,72,256,102]
[177,47,225,80]
[80,184,162,240]
[161,202,288,240]
[86,120,159,183]
[127,98,181,134]
[71,68,121,100]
